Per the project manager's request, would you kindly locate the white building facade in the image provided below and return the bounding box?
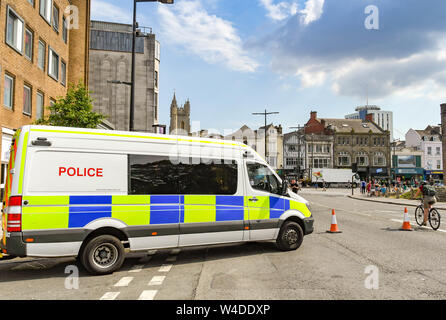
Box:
[345,105,394,141]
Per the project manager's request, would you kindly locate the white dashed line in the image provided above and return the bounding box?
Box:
[114,277,134,287]
[138,290,158,300]
[148,276,166,286]
[100,292,120,300]
[129,265,144,273]
[166,256,177,262]
[159,264,173,272]
[170,249,181,255]
[147,250,157,255]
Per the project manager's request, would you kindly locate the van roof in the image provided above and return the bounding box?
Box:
[23,125,247,148]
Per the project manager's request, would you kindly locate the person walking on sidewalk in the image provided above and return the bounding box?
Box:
[361,180,366,194]
[414,181,437,226]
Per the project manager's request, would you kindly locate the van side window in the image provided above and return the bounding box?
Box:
[129,155,178,195]
[178,158,238,195]
[129,155,238,195]
[247,162,281,195]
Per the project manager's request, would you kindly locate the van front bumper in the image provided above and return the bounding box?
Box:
[1,232,26,257]
[303,216,314,235]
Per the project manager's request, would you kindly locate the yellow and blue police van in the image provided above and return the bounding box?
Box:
[1,125,313,274]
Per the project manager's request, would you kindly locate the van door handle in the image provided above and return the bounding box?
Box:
[249,197,258,202]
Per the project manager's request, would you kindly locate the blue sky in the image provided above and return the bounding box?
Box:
[90,0,446,139]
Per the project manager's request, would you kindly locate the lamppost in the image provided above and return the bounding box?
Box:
[130,0,174,132]
[252,109,279,164]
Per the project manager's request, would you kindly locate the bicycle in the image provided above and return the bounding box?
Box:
[415,199,441,230]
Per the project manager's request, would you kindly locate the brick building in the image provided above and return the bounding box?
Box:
[0,0,91,200]
[304,111,391,180]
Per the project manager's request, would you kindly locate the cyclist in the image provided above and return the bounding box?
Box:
[414,180,437,226]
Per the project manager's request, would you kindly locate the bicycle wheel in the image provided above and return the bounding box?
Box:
[429,208,441,231]
[414,206,425,226]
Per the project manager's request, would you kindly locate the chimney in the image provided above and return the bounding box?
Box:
[310,111,317,120]
[365,113,374,122]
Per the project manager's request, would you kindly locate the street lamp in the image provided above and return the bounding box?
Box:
[130,0,174,132]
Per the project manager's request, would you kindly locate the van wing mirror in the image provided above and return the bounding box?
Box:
[282,180,289,196]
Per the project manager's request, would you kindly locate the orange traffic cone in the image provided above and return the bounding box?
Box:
[327,209,342,233]
[400,207,413,231]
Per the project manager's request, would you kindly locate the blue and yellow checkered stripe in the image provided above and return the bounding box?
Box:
[21,195,311,230]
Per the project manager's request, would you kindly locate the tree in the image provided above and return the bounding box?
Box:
[36,82,105,128]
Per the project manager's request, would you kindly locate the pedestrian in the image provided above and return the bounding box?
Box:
[366,181,371,197]
[290,179,299,194]
[361,180,366,194]
[322,179,327,191]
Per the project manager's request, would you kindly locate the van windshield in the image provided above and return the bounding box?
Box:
[247,162,281,195]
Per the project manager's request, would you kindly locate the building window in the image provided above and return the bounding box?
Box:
[61,60,67,86]
[62,17,68,43]
[154,71,158,88]
[38,40,46,70]
[4,74,14,109]
[40,0,52,24]
[48,47,59,80]
[427,147,432,155]
[153,92,158,121]
[52,4,59,32]
[23,84,32,116]
[24,28,34,61]
[6,6,24,53]
[436,147,441,155]
[437,160,441,170]
[36,91,44,120]
[374,152,386,166]
[338,152,350,166]
[314,158,329,168]
[356,152,369,166]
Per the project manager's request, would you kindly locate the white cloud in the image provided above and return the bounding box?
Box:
[300,0,325,25]
[91,0,131,23]
[259,0,298,21]
[158,0,258,72]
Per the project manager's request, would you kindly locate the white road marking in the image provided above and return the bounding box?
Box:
[148,250,157,255]
[166,256,177,262]
[170,249,181,255]
[391,219,446,233]
[313,203,371,216]
[148,276,166,286]
[100,292,120,300]
[138,290,158,300]
[129,265,144,273]
[159,264,173,272]
[114,277,134,287]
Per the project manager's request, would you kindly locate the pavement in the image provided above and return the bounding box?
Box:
[1,191,446,300]
[300,187,446,210]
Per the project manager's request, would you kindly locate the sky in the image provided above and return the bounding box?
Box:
[90,0,446,140]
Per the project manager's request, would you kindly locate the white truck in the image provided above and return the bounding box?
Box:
[311,168,360,188]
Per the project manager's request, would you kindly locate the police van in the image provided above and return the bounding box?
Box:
[1,126,313,275]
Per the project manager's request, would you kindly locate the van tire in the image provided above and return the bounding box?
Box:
[276,221,304,251]
[80,235,125,275]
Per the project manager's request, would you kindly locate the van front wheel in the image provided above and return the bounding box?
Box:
[276,221,304,251]
[80,235,125,275]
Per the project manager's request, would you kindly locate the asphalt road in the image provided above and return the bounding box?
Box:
[1,192,445,300]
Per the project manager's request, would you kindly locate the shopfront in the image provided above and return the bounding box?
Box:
[424,170,444,184]
[393,168,424,184]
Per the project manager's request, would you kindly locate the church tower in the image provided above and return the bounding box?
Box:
[169,93,191,135]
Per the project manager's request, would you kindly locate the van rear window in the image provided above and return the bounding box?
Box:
[129,155,237,195]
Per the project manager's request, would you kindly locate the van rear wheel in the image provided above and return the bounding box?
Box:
[276,221,304,251]
[80,235,125,275]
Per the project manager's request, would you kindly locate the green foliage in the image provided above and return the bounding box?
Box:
[35,82,105,128]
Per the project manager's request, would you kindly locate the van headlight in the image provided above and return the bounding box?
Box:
[306,202,312,214]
